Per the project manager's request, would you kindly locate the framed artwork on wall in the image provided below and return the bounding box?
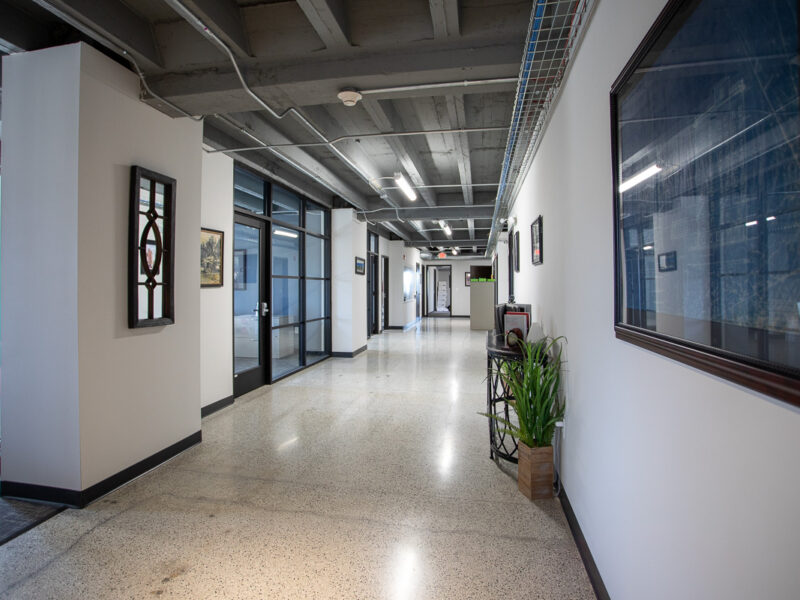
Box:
[531,216,543,265]
[611,0,800,406]
[465,272,471,286]
[514,230,520,273]
[129,165,175,328]
[200,228,224,287]
[355,256,366,275]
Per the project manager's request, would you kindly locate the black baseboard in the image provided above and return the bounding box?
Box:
[451,314,470,318]
[1,431,202,508]
[331,344,368,358]
[384,325,403,330]
[201,395,234,418]
[559,487,610,600]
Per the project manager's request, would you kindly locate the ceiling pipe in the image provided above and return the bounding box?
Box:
[204,126,508,153]
[163,0,387,198]
[360,77,518,95]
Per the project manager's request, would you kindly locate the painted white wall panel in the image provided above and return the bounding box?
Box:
[505,1,800,598]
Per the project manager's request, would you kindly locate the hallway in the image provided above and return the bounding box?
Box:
[0,319,593,599]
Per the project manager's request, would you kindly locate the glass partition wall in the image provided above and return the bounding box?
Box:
[233,166,330,391]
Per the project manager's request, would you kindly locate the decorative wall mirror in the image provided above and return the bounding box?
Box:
[129,165,176,328]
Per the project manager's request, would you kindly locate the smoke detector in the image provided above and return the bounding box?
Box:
[337,88,363,107]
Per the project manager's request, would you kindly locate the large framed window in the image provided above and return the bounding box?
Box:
[611,0,799,406]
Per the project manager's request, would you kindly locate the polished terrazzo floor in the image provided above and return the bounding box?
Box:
[0,318,594,599]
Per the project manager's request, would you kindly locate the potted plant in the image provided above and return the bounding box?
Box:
[485,336,565,500]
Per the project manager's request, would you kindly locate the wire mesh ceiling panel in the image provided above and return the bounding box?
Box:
[486,0,596,254]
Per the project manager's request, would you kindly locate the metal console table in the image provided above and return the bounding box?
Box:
[486,332,523,463]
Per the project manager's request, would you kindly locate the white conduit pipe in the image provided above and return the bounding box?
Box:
[164,0,384,196]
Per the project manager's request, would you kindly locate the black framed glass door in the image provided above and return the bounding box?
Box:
[233,215,270,395]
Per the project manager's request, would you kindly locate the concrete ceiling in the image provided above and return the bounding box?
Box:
[0,0,581,256]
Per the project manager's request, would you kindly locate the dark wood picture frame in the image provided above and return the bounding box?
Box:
[531,216,543,265]
[465,272,471,286]
[610,0,800,407]
[200,228,224,288]
[129,165,176,328]
[513,230,520,273]
[657,251,677,273]
[355,256,366,275]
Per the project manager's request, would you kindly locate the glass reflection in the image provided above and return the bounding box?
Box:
[272,325,301,378]
[234,223,260,373]
[615,0,800,372]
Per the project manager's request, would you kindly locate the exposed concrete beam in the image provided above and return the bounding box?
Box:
[361,99,437,208]
[296,0,349,49]
[444,95,477,242]
[204,124,335,207]
[218,112,371,209]
[142,37,523,114]
[429,0,459,39]
[32,0,163,70]
[164,0,250,58]
[362,205,494,222]
[0,1,52,52]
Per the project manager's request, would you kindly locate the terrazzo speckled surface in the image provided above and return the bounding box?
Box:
[0,318,595,599]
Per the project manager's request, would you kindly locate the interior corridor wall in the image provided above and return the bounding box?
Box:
[331,209,367,353]
[1,43,203,493]
[504,1,800,598]
[387,241,420,328]
[200,151,234,408]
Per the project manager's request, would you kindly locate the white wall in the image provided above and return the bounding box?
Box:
[200,150,234,408]
[1,43,204,492]
[378,235,389,332]
[331,209,367,352]
[1,45,82,489]
[495,232,510,303]
[387,241,420,328]
[505,2,800,598]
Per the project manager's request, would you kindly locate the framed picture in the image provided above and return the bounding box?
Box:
[531,216,543,265]
[129,165,175,328]
[465,272,471,286]
[355,256,366,275]
[657,251,677,273]
[611,0,800,406]
[233,249,246,290]
[200,228,224,287]
[513,230,520,273]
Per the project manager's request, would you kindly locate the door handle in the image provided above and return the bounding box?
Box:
[261,302,269,316]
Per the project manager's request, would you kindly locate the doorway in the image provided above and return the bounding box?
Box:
[367,232,379,336]
[427,265,452,317]
[415,263,421,319]
[233,215,270,396]
[381,255,389,330]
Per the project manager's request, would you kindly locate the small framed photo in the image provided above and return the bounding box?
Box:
[200,228,224,287]
[465,272,471,286]
[233,249,247,290]
[658,251,677,272]
[514,230,521,272]
[531,216,543,265]
[355,256,366,275]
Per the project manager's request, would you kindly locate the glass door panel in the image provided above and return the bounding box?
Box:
[233,218,269,395]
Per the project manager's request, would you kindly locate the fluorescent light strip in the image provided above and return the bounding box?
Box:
[766,216,776,221]
[619,164,662,193]
[274,229,298,238]
[745,220,758,227]
[394,173,417,201]
[642,245,653,251]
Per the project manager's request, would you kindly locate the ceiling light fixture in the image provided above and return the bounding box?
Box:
[394,173,417,201]
[274,229,298,239]
[619,164,662,193]
[766,215,776,221]
[438,220,452,237]
[451,248,458,255]
[745,220,758,227]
